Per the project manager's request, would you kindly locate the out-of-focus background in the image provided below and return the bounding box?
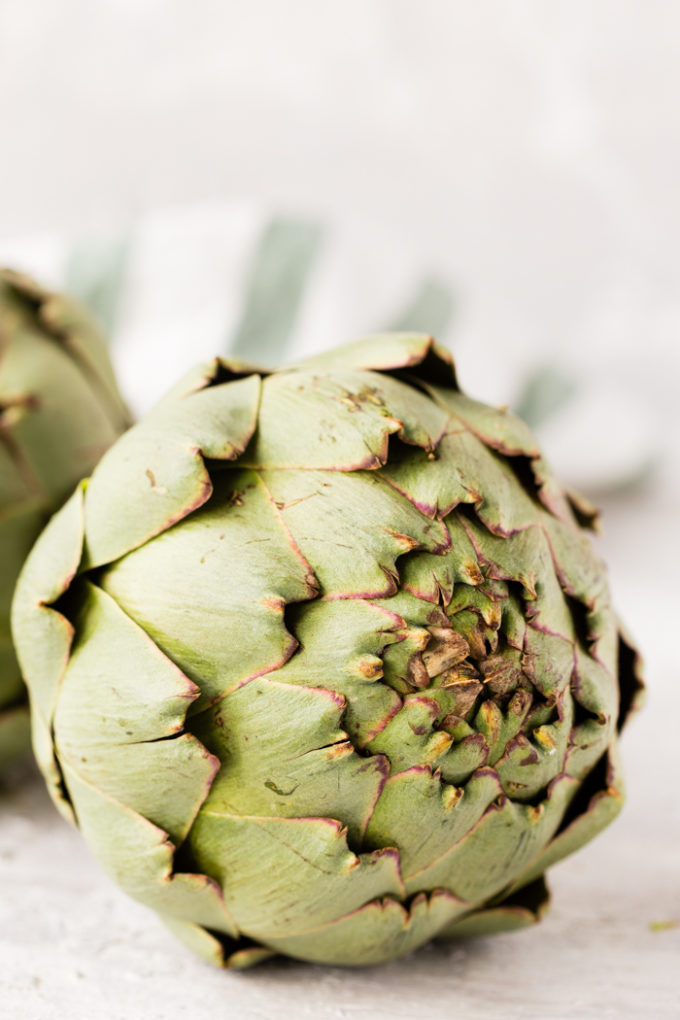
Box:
[0,4,678,1018]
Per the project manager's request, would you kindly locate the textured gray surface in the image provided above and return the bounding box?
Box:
[0,775,677,1020]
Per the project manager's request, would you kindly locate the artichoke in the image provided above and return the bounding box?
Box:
[12,335,642,967]
[0,269,129,767]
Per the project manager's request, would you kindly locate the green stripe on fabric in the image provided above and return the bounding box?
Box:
[387,276,454,339]
[228,218,324,365]
[63,234,131,337]
[513,366,578,428]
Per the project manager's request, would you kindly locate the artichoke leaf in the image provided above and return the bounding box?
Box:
[83,374,262,568]
[190,812,404,939]
[401,772,579,900]
[0,328,121,503]
[291,333,457,389]
[1,267,129,430]
[242,370,403,471]
[438,875,551,939]
[54,583,216,846]
[429,388,541,459]
[161,917,275,969]
[262,889,469,967]
[365,766,502,881]
[503,743,625,895]
[62,765,238,937]
[399,514,484,605]
[259,598,404,745]
[100,470,318,704]
[260,468,448,599]
[192,676,387,845]
[10,483,84,746]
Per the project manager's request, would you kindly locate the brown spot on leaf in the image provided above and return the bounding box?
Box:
[439,673,483,716]
[385,529,420,553]
[509,688,533,716]
[423,627,470,678]
[264,779,299,797]
[481,655,521,697]
[325,741,352,760]
[358,657,383,679]
[407,654,430,689]
[145,468,168,494]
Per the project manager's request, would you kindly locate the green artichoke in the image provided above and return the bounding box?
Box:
[12,335,642,967]
[0,269,129,767]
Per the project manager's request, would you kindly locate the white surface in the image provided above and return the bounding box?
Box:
[1,3,679,1016]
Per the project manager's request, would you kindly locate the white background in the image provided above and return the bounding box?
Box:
[0,3,678,1018]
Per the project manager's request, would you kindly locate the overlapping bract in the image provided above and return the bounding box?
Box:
[0,270,130,766]
[12,335,642,966]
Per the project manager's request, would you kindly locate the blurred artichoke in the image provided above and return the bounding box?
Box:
[0,269,129,767]
[12,335,642,966]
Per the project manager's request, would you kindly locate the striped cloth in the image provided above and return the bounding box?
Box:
[0,200,656,496]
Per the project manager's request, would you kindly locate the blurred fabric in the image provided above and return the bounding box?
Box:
[1,2,677,497]
[0,202,666,498]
